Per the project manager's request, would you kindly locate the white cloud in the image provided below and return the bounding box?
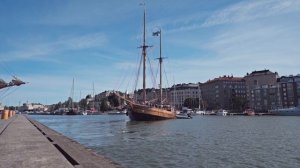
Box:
[166,19,300,82]
[158,0,300,82]
[202,0,300,27]
[0,32,108,62]
[155,0,300,34]
[35,1,137,26]
[60,33,107,50]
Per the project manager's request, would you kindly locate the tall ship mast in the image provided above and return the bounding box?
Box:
[66,78,78,115]
[124,6,176,121]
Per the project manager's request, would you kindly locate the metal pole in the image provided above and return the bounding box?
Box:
[159,29,162,106]
[142,8,147,103]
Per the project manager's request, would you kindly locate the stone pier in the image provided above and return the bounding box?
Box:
[0,115,120,168]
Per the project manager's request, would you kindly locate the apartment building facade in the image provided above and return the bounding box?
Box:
[277,75,300,108]
[252,85,281,112]
[201,76,246,111]
[244,70,278,109]
[169,83,200,109]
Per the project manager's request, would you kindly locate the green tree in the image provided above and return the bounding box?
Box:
[79,98,87,110]
[183,98,199,109]
[231,97,247,112]
[108,94,120,107]
[100,98,110,111]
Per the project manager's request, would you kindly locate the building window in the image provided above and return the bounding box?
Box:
[264,100,267,106]
[254,80,258,85]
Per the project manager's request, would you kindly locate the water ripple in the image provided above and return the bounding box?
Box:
[31,115,300,168]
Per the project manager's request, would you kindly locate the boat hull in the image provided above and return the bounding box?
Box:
[269,107,300,116]
[128,103,176,121]
[216,110,228,116]
[244,109,255,116]
[65,109,78,115]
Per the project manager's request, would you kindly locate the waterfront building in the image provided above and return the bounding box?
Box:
[201,76,246,111]
[252,85,281,112]
[19,103,48,112]
[169,83,201,109]
[84,94,98,111]
[244,70,278,109]
[277,75,300,108]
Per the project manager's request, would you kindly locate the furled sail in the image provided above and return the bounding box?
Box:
[0,79,8,89]
[9,76,26,86]
[0,76,26,90]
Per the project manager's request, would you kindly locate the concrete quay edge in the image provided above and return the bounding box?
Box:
[0,115,74,168]
[0,115,121,168]
[26,116,122,168]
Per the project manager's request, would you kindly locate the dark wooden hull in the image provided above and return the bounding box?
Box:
[127,103,176,121]
[65,109,78,115]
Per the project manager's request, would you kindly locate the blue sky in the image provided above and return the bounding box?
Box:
[0,0,299,106]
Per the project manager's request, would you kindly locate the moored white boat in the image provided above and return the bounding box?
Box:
[194,109,206,115]
[216,109,228,116]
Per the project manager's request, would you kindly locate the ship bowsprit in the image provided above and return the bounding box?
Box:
[0,76,26,90]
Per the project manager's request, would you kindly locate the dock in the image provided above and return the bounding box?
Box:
[0,115,121,168]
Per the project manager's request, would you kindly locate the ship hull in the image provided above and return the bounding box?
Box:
[269,107,300,116]
[128,103,176,121]
[65,109,78,115]
[270,111,300,116]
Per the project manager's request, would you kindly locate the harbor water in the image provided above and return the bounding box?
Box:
[30,115,300,168]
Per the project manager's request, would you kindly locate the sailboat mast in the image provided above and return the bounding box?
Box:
[93,82,95,110]
[71,78,74,109]
[142,7,147,103]
[159,30,163,106]
[153,28,163,106]
[198,84,201,109]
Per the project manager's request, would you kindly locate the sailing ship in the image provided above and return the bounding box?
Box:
[194,84,206,115]
[122,6,176,121]
[66,78,78,115]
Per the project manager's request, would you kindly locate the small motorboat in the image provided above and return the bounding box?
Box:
[216,109,228,116]
[176,112,192,119]
[243,109,255,116]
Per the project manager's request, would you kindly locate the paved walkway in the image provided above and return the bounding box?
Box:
[0,115,73,168]
[0,115,120,168]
